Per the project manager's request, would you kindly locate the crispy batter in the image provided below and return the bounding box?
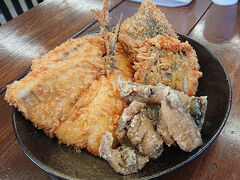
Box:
[55,72,130,156]
[161,91,202,152]
[119,0,201,96]
[120,0,177,41]
[32,34,105,70]
[5,48,105,136]
[111,42,134,78]
[132,35,202,96]
[99,132,149,175]
[118,80,207,151]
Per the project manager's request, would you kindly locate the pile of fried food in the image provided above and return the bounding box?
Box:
[5,0,207,175]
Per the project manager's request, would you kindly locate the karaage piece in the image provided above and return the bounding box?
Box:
[5,54,105,136]
[120,0,177,42]
[118,80,207,151]
[116,101,164,159]
[55,72,130,156]
[132,35,202,96]
[161,91,203,152]
[99,132,149,175]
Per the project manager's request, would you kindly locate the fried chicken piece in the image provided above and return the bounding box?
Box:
[157,112,175,147]
[116,101,164,159]
[118,80,207,130]
[120,0,177,42]
[99,132,149,175]
[118,80,207,151]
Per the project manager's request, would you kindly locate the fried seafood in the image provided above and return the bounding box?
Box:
[5,37,133,156]
[116,101,164,158]
[119,0,202,96]
[118,80,207,151]
[120,0,177,41]
[5,54,105,136]
[55,72,130,156]
[5,0,134,156]
[132,35,202,96]
[99,132,149,175]
[32,34,105,70]
[161,92,203,152]
[5,0,208,176]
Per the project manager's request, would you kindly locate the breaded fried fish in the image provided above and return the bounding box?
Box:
[132,35,202,96]
[120,0,177,41]
[119,0,202,96]
[55,72,130,156]
[32,34,106,70]
[5,33,133,155]
[5,35,105,136]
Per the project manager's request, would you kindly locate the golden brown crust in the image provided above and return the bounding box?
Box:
[32,34,105,70]
[120,0,177,40]
[55,72,130,156]
[121,34,202,96]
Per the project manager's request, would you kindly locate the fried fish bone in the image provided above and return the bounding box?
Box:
[118,80,207,152]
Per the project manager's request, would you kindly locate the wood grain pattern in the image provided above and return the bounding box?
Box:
[0,0,239,179]
[0,0,123,91]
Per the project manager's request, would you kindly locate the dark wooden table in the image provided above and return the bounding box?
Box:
[0,0,239,179]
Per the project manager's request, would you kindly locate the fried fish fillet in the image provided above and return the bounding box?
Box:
[132,35,202,96]
[120,0,177,41]
[55,72,130,156]
[119,0,201,96]
[5,34,106,136]
[32,34,106,70]
[5,36,133,156]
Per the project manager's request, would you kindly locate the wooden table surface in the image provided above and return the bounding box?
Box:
[0,0,239,179]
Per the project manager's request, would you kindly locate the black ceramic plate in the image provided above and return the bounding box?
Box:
[12,34,232,180]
